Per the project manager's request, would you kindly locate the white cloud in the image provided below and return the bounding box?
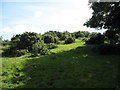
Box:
[1,24,48,34]
[34,11,43,18]
[0,16,8,19]
[2,27,12,33]
[1,0,106,40]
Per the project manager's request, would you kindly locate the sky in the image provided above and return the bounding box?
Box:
[0,0,106,40]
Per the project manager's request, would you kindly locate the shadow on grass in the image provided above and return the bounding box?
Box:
[6,45,120,88]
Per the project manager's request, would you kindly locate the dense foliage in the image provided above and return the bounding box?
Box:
[43,34,55,44]
[46,43,58,49]
[11,32,41,51]
[65,37,75,44]
[2,32,44,57]
[84,2,120,44]
[84,1,120,55]
[86,33,105,44]
[84,2,120,29]
[32,41,49,56]
[92,44,120,55]
[104,29,119,44]
[75,31,90,38]
[2,28,119,57]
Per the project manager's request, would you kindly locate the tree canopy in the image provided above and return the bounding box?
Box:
[84,2,120,30]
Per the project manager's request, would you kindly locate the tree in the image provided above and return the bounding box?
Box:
[84,2,120,44]
[84,2,120,29]
[104,29,119,44]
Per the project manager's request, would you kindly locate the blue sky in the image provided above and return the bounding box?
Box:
[0,0,106,40]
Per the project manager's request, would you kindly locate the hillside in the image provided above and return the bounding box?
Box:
[1,39,119,88]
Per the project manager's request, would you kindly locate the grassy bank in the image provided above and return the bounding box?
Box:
[1,39,119,88]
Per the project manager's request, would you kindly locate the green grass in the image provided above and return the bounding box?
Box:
[1,39,119,88]
[51,39,85,53]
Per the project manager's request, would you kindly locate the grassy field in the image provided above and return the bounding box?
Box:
[1,39,119,88]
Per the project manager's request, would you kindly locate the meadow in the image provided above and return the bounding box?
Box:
[1,39,119,88]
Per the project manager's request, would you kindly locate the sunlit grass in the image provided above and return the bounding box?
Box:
[1,39,119,88]
[51,39,85,53]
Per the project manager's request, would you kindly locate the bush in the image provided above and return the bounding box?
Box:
[11,32,41,51]
[2,47,13,57]
[46,43,58,49]
[59,31,72,40]
[82,37,89,42]
[54,37,59,44]
[86,33,105,44]
[74,31,84,38]
[15,49,28,56]
[92,44,120,55]
[32,41,49,56]
[2,40,11,46]
[43,34,55,43]
[65,37,75,44]
[2,48,28,57]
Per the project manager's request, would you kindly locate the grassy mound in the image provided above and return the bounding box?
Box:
[1,39,119,88]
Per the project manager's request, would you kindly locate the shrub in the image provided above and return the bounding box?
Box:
[43,34,54,43]
[2,40,11,46]
[2,47,28,57]
[2,47,13,57]
[54,37,59,44]
[82,37,89,42]
[11,32,41,51]
[92,44,120,55]
[60,34,68,40]
[60,31,72,40]
[65,37,75,44]
[74,31,84,38]
[15,49,28,56]
[86,33,105,44]
[46,43,58,49]
[32,41,49,56]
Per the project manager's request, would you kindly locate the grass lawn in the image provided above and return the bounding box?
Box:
[1,39,119,88]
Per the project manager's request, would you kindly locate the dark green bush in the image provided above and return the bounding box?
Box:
[46,43,58,49]
[82,37,89,42]
[86,33,105,44]
[65,37,75,44]
[2,47,13,57]
[32,41,49,56]
[43,34,59,44]
[92,44,120,55]
[74,31,84,38]
[2,32,43,57]
[60,34,68,40]
[2,40,11,46]
[15,49,28,56]
[11,32,41,51]
[2,47,28,57]
[60,31,71,40]
[43,34,55,43]
[54,37,59,44]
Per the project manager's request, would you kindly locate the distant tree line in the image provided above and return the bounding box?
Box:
[1,29,120,57]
